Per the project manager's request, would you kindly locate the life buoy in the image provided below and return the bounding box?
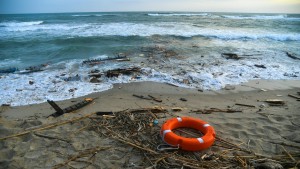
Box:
[160,117,215,151]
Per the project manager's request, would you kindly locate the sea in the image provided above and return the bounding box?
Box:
[0,12,300,106]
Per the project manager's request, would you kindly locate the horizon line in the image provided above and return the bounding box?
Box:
[1,10,299,15]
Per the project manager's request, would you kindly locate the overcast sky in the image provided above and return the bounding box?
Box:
[1,0,300,14]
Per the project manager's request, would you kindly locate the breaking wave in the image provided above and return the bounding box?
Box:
[221,14,297,20]
[0,21,44,27]
[71,14,103,17]
[2,22,300,41]
[147,13,209,16]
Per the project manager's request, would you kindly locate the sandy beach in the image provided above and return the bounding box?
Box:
[0,79,299,168]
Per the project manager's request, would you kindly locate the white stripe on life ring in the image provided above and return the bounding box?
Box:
[163,130,171,141]
[204,124,210,127]
[197,138,204,143]
[177,117,182,122]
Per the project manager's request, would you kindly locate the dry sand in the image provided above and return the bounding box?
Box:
[0,80,299,168]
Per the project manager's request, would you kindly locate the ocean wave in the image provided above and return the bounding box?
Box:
[71,14,103,17]
[2,22,299,41]
[0,21,44,27]
[70,23,300,41]
[221,14,294,20]
[147,13,209,16]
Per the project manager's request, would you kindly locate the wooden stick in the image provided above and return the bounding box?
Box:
[0,112,97,141]
[288,94,300,99]
[34,132,70,143]
[105,127,158,154]
[281,146,296,162]
[132,94,152,100]
[235,103,256,108]
[53,146,111,169]
[148,95,162,102]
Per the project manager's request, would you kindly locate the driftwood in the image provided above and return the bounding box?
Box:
[106,67,141,78]
[34,132,70,143]
[52,146,112,169]
[48,98,94,117]
[254,64,266,69]
[18,64,48,74]
[148,95,162,102]
[0,112,97,141]
[265,99,285,106]
[222,53,242,60]
[132,94,152,100]
[288,94,300,100]
[235,103,256,108]
[191,108,242,114]
[286,52,300,60]
[82,55,128,65]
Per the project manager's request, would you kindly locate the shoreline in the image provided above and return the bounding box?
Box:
[1,80,300,119]
[0,79,299,168]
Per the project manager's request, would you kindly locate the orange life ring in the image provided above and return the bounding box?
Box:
[160,117,216,151]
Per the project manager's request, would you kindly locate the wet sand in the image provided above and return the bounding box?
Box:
[0,80,299,168]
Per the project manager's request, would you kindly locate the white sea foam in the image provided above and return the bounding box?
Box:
[0,21,44,27]
[222,14,299,20]
[148,13,209,16]
[0,59,22,68]
[72,14,103,17]
[1,22,299,41]
[0,51,299,106]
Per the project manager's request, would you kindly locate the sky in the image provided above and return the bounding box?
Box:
[0,0,300,14]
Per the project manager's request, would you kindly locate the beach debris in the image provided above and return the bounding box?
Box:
[252,161,283,169]
[82,55,128,65]
[179,98,187,102]
[1,104,10,107]
[0,112,98,141]
[106,67,141,78]
[132,94,152,100]
[165,82,179,87]
[88,69,103,78]
[259,104,266,108]
[18,64,48,74]
[34,132,70,143]
[221,53,241,60]
[53,146,112,169]
[96,111,113,116]
[0,67,18,74]
[148,95,162,102]
[164,50,178,58]
[191,108,242,114]
[288,94,300,100]
[68,88,77,92]
[1,107,299,169]
[140,45,179,59]
[254,64,267,69]
[141,46,164,53]
[224,85,236,90]
[283,73,298,77]
[90,77,101,83]
[171,107,183,112]
[63,74,81,81]
[265,99,285,106]
[47,98,94,117]
[286,52,300,60]
[235,103,256,108]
